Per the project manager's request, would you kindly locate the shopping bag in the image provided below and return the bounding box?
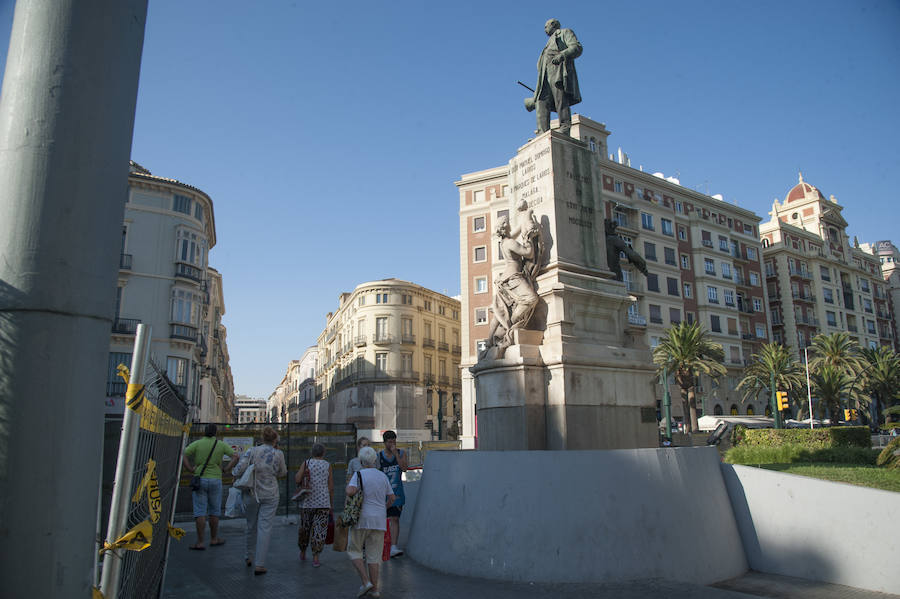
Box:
[233,463,255,491]
[382,519,391,561]
[332,523,348,552]
[224,487,244,518]
[325,512,335,545]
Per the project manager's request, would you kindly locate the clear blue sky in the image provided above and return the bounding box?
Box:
[2,1,899,398]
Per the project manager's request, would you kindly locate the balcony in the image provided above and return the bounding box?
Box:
[422,337,435,349]
[792,291,815,302]
[625,279,644,293]
[119,253,133,270]
[438,341,449,352]
[372,334,394,345]
[796,315,819,327]
[439,375,450,386]
[355,335,367,347]
[175,262,203,283]
[400,334,416,345]
[452,344,462,355]
[741,333,754,340]
[847,324,858,332]
[734,274,747,286]
[649,315,663,324]
[628,312,648,326]
[170,323,198,342]
[702,239,714,248]
[789,266,812,279]
[111,317,140,334]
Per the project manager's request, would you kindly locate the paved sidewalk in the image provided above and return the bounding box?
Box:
[162,519,897,599]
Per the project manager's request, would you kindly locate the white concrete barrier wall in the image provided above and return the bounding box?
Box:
[721,464,900,595]
[407,447,748,584]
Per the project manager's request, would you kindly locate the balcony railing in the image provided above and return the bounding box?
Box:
[170,323,198,342]
[111,317,140,334]
[702,239,714,248]
[792,291,815,302]
[355,335,367,347]
[422,337,435,349]
[372,333,394,345]
[847,324,858,332]
[438,341,449,352]
[175,262,203,282]
[452,344,462,355]
[625,279,643,293]
[628,313,647,326]
[789,266,812,279]
[119,253,133,270]
[649,315,663,324]
[400,334,416,345]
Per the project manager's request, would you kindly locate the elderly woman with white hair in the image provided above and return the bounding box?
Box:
[345,446,395,598]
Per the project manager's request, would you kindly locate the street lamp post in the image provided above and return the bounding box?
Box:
[661,367,672,441]
[804,346,814,429]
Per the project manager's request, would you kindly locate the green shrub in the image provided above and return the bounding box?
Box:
[876,437,900,470]
[725,445,878,465]
[734,426,870,449]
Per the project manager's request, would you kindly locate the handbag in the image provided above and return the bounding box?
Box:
[224,486,244,518]
[382,518,391,561]
[190,439,217,491]
[332,522,349,552]
[325,511,335,545]
[233,450,256,491]
[339,470,364,527]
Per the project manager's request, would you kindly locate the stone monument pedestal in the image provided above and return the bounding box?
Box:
[473,129,657,450]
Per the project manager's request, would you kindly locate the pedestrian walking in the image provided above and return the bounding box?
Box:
[346,446,395,598]
[347,436,370,481]
[182,424,236,550]
[378,430,407,557]
[295,443,333,567]
[233,426,287,575]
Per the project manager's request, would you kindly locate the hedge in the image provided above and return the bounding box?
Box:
[724,445,878,465]
[876,437,900,470]
[731,425,871,449]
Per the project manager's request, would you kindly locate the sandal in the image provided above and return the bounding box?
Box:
[254,568,267,576]
[189,544,205,551]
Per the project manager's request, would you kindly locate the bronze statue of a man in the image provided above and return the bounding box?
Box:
[605,219,648,282]
[526,18,582,135]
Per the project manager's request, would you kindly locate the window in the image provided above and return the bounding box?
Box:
[678,227,687,241]
[647,274,659,292]
[452,310,459,320]
[375,352,388,373]
[667,277,679,296]
[664,247,676,265]
[719,237,729,252]
[423,356,433,375]
[176,229,206,268]
[473,246,487,262]
[171,288,199,325]
[423,300,432,311]
[749,272,760,286]
[650,336,660,348]
[375,293,388,304]
[823,287,834,304]
[401,352,413,373]
[863,298,873,313]
[375,317,388,341]
[752,297,762,312]
[474,308,488,325]
[675,201,683,214]
[424,321,432,342]
[826,311,837,327]
[166,356,188,386]
[402,294,413,305]
[755,325,765,339]
[710,315,721,332]
[357,320,366,337]
[107,352,132,395]
[173,194,192,215]
[721,263,732,279]
[641,212,654,231]
[669,307,681,324]
[438,305,446,316]
[683,283,693,298]
[473,216,486,232]
[401,317,412,339]
[649,304,662,324]
[866,320,876,335]
[704,258,716,275]
[681,255,690,269]
[746,247,758,261]
[193,202,204,222]
[707,286,719,303]
[476,339,487,352]
[686,312,695,324]
[473,190,484,203]
[474,276,488,294]
[820,265,831,281]
[724,289,734,306]
[358,295,366,306]
[661,218,674,236]
[614,180,623,193]
[644,242,657,261]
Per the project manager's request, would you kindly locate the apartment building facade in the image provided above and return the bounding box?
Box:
[760,176,894,354]
[108,162,235,421]
[266,347,318,423]
[235,395,268,424]
[458,116,772,444]
[861,240,900,352]
[313,279,462,441]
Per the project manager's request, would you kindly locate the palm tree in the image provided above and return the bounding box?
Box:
[808,332,865,375]
[810,364,854,422]
[652,322,726,433]
[737,343,807,417]
[860,346,900,427]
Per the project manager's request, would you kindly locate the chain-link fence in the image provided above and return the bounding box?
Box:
[99,359,190,599]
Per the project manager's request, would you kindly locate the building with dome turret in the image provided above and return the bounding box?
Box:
[759,174,894,356]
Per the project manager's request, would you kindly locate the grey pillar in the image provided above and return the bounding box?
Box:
[0,1,148,596]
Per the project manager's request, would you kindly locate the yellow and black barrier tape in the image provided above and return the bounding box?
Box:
[99,519,153,555]
[117,365,190,437]
[131,460,161,524]
[167,523,186,540]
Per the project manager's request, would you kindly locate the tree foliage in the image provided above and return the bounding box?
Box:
[736,343,807,414]
[860,346,900,425]
[652,321,726,433]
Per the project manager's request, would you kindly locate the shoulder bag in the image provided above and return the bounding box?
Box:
[233,448,256,491]
[339,469,365,527]
[190,439,217,491]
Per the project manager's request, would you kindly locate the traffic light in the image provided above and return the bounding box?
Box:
[776,391,789,411]
[843,408,858,421]
[844,408,851,421]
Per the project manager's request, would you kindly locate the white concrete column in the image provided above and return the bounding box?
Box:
[0,1,148,596]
